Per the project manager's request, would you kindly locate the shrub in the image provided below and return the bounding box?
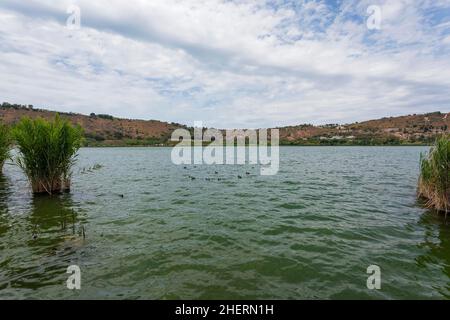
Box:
[97,114,114,120]
[13,115,83,194]
[418,134,450,213]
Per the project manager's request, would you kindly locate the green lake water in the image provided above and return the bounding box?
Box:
[0,146,449,299]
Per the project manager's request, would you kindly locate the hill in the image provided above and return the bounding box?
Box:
[278,112,449,145]
[1,102,449,146]
[0,102,186,146]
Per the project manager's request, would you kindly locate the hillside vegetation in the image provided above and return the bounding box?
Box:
[1,102,449,146]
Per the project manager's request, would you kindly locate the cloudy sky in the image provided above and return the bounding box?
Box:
[0,0,449,128]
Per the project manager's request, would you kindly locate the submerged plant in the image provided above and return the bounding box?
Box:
[418,135,450,213]
[13,115,83,194]
[0,122,12,171]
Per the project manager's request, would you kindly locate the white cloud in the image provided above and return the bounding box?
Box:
[0,0,449,128]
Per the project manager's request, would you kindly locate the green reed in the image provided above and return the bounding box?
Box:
[418,134,450,213]
[0,122,12,171]
[13,115,83,194]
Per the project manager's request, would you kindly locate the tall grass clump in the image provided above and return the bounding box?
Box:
[418,135,450,214]
[0,122,12,171]
[13,115,83,194]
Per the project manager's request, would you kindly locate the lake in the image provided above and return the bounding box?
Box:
[0,146,449,299]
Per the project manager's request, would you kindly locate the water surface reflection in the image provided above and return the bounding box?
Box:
[417,210,450,298]
[0,192,87,296]
[0,174,11,237]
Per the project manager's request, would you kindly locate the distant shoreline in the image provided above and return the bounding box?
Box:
[80,144,433,148]
[2,103,448,148]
